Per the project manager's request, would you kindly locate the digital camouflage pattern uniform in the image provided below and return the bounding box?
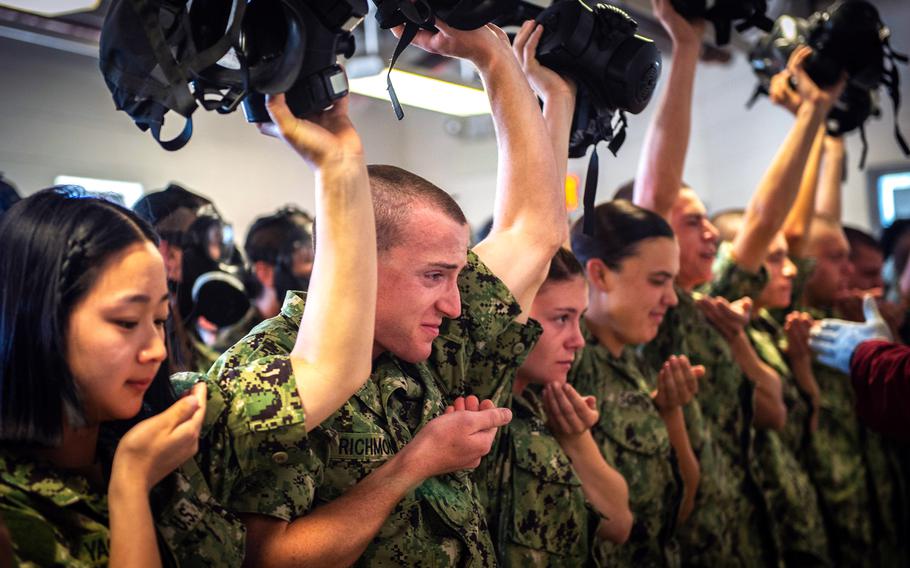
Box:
[782,255,907,567]
[571,331,682,568]
[211,251,541,567]
[644,242,778,567]
[747,309,830,566]
[0,426,246,567]
[480,385,599,567]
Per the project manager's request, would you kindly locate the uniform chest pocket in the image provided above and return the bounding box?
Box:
[509,432,587,555]
[598,391,670,457]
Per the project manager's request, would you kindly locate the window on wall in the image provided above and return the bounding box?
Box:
[53,176,145,207]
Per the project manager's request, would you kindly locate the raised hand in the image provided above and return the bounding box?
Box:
[787,46,847,112]
[404,404,512,475]
[112,383,207,492]
[784,311,814,362]
[393,20,511,70]
[769,68,803,115]
[511,21,576,103]
[259,94,363,170]
[542,383,599,440]
[651,0,705,48]
[652,355,703,412]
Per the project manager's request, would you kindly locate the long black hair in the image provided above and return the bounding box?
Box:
[570,199,675,270]
[0,187,175,446]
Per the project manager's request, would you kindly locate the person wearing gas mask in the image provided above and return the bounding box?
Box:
[133,185,249,373]
[208,21,567,567]
[633,0,846,564]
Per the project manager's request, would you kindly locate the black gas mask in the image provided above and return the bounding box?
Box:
[100,0,367,149]
[528,0,662,234]
[371,0,517,119]
[670,0,772,46]
[166,205,250,328]
[244,206,314,306]
[748,1,908,168]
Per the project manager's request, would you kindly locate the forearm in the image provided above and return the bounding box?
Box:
[108,479,161,568]
[633,41,700,218]
[816,135,845,220]
[291,160,376,430]
[729,334,787,430]
[659,407,699,525]
[782,126,826,257]
[558,432,632,544]
[242,454,423,568]
[541,90,575,201]
[733,103,828,272]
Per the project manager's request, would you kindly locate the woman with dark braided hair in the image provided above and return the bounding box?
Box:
[0,187,242,566]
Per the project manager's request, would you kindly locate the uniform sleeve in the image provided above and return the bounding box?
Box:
[182,354,323,522]
[431,251,542,403]
[705,241,769,301]
[849,340,910,442]
[0,500,91,567]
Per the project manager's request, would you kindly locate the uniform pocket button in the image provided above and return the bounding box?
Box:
[271,451,289,464]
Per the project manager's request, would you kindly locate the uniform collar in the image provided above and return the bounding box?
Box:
[0,448,101,509]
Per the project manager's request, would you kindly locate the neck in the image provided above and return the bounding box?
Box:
[513,371,530,396]
[583,311,625,358]
[30,422,100,472]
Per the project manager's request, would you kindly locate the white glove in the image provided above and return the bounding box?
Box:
[809,295,893,374]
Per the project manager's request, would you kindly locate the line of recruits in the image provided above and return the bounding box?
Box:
[0,1,907,566]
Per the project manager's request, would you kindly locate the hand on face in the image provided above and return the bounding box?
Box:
[696,295,751,340]
[258,93,363,170]
[512,21,576,103]
[542,383,598,440]
[652,355,703,412]
[112,383,207,492]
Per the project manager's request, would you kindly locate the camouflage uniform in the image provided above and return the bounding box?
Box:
[644,242,778,567]
[571,332,682,568]
[747,310,830,566]
[800,304,907,567]
[481,386,599,567]
[0,439,245,567]
[210,251,541,566]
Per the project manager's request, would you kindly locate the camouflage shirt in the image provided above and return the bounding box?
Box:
[0,439,245,567]
[210,250,541,567]
[571,333,681,568]
[746,309,830,565]
[644,243,778,567]
[483,386,599,567]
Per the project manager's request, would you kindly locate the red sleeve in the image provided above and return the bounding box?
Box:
[849,340,910,441]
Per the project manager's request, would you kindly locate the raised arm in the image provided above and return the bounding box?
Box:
[262,95,376,430]
[730,47,844,273]
[403,22,566,317]
[815,135,845,221]
[633,0,704,218]
[781,126,825,258]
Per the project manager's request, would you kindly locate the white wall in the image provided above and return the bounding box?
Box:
[1,0,908,240]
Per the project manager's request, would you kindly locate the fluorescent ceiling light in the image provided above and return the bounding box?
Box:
[349,68,490,117]
[0,1,100,17]
[54,175,145,207]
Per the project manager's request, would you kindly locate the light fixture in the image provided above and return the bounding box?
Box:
[0,1,100,17]
[348,68,491,117]
[54,175,145,207]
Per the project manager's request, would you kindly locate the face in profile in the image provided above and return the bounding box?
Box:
[602,237,680,346]
[518,276,588,386]
[66,241,170,423]
[807,225,853,306]
[374,205,470,363]
[669,189,719,290]
[758,232,797,309]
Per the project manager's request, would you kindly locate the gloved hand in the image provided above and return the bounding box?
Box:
[809,295,893,374]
